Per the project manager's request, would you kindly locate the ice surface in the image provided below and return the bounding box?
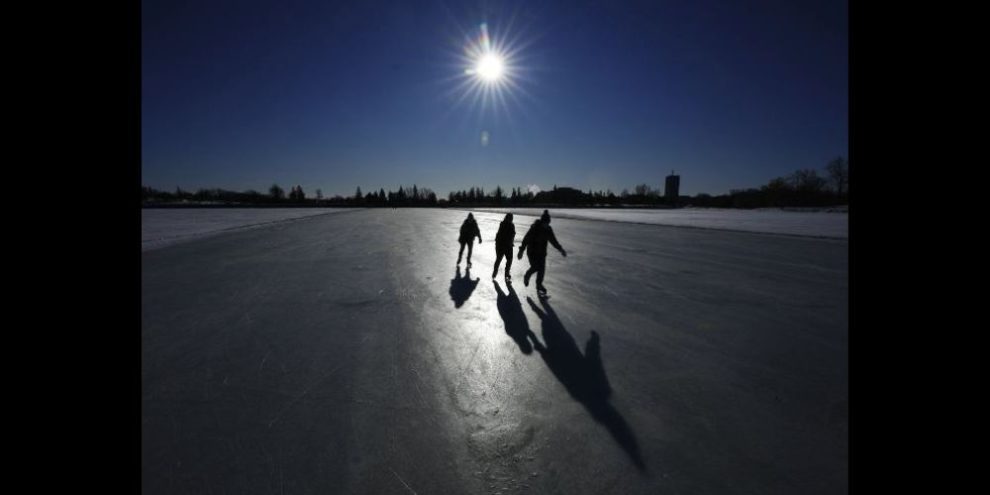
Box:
[143,206,847,253]
[143,209,847,494]
[470,207,848,239]
[141,208,356,251]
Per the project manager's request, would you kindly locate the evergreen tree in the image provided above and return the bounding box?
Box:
[269,184,285,201]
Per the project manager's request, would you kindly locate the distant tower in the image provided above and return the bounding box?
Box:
[665,170,680,206]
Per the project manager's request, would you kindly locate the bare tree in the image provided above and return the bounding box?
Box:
[826,156,849,196]
[790,169,827,193]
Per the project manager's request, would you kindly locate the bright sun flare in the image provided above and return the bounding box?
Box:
[475,53,504,82]
[453,21,525,117]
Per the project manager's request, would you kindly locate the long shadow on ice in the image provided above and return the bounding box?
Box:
[526,296,647,471]
[449,266,479,308]
[493,280,536,354]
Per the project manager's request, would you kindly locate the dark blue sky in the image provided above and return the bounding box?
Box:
[142,0,847,197]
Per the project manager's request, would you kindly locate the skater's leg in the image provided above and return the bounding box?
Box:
[466,241,474,266]
[457,242,466,263]
[493,252,503,278]
[505,247,513,277]
[535,257,547,291]
[524,265,536,286]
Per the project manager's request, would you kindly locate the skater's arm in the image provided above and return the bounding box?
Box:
[518,230,530,258]
[548,229,566,256]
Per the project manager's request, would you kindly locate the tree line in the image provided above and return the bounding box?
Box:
[142,184,440,207]
[446,185,671,206]
[142,156,848,209]
[689,156,849,208]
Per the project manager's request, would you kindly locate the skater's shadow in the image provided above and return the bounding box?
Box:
[527,296,646,471]
[493,280,536,354]
[449,266,479,308]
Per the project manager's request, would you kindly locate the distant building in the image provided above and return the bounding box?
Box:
[665,171,680,205]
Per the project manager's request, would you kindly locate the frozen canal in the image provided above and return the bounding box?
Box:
[142,207,355,251]
[142,208,848,494]
[470,206,848,239]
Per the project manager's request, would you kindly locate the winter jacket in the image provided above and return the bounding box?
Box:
[519,220,562,259]
[459,217,482,243]
[494,220,515,250]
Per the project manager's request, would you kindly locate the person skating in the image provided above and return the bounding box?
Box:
[517,209,566,296]
[457,213,482,268]
[492,213,515,281]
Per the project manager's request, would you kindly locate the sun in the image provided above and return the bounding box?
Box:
[446,20,534,120]
[461,22,512,87]
[475,53,505,82]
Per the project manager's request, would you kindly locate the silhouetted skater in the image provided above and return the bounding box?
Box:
[518,210,566,296]
[492,213,515,280]
[457,213,482,267]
